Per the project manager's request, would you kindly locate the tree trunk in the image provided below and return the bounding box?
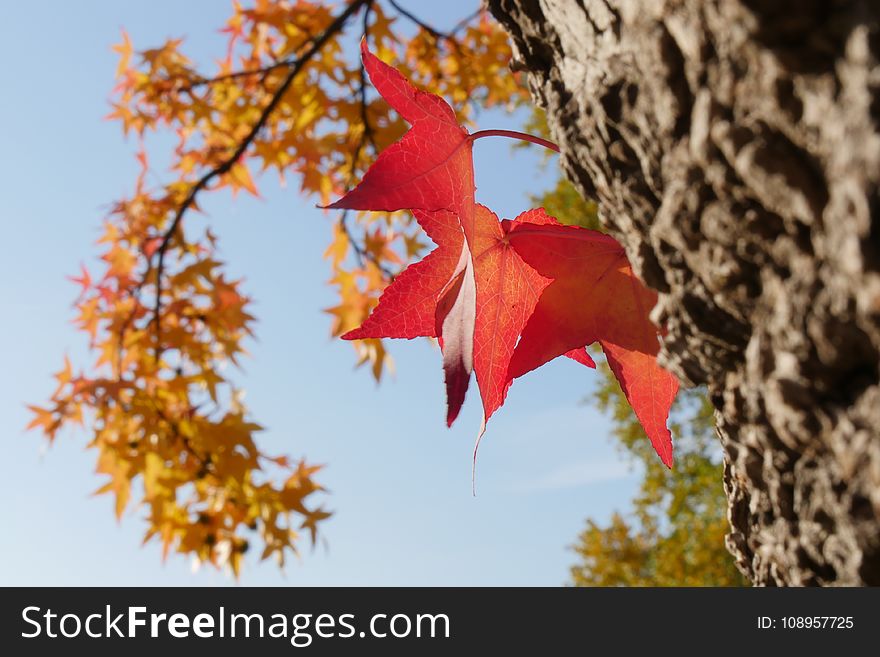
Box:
[488,0,880,585]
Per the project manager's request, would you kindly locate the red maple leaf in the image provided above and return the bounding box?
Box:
[327,40,484,423]
[472,208,551,425]
[330,43,679,468]
[325,39,476,245]
[343,210,463,342]
[344,205,550,429]
[343,207,473,425]
[506,220,679,466]
[565,347,597,368]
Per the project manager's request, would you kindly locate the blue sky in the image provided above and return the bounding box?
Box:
[0,1,640,586]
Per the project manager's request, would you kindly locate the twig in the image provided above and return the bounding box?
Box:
[351,0,377,165]
[384,2,482,66]
[387,0,450,40]
[146,396,215,475]
[387,1,481,41]
[180,61,290,92]
[451,8,482,35]
[173,28,320,93]
[178,61,292,92]
[386,2,482,43]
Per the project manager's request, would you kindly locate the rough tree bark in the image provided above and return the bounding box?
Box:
[488,0,880,585]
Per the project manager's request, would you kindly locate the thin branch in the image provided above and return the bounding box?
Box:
[386,2,482,41]
[151,0,371,360]
[173,28,320,93]
[179,61,293,92]
[133,391,216,475]
[387,0,450,40]
[338,211,364,267]
[451,8,483,35]
[351,0,377,165]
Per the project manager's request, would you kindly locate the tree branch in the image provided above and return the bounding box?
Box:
[178,61,293,92]
[387,0,450,40]
[451,8,482,35]
[386,1,480,42]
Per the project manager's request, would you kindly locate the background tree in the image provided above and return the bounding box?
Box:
[572,381,746,586]
[535,173,744,585]
[489,0,880,585]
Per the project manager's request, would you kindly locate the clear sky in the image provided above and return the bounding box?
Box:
[0,1,640,586]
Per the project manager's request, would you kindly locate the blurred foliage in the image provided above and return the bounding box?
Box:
[532,176,599,231]
[573,376,746,586]
[29,0,527,576]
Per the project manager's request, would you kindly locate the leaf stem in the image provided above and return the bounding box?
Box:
[469,129,559,153]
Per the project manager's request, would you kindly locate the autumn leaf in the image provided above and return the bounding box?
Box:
[344,205,551,429]
[325,39,489,421]
[506,220,679,466]
[67,264,93,302]
[328,43,678,466]
[112,29,133,79]
[342,208,474,425]
[328,43,556,427]
[565,348,597,369]
[600,341,679,467]
[472,208,551,424]
[343,210,463,342]
[433,242,476,425]
[325,39,476,245]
